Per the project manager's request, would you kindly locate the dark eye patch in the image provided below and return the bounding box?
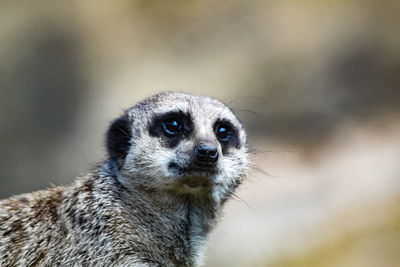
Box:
[214,119,240,154]
[162,118,183,136]
[149,111,193,148]
[215,123,232,142]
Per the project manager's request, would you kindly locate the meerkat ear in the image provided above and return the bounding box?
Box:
[106,114,132,169]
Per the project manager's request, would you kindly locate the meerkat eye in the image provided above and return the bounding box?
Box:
[162,119,183,135]
[215,123,232,142]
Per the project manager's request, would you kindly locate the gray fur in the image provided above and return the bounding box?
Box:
[0,92,249,266]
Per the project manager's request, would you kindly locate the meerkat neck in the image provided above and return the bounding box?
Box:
[96,171,220,265]
[129,179,221,243]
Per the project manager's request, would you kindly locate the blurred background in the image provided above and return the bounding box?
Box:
[1,0,399,266]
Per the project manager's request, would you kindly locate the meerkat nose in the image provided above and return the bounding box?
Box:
[194,143,219,165]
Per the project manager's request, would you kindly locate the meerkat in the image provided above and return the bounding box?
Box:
[0,92,249,266]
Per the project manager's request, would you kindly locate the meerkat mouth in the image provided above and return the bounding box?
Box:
[167,162,215,192]
[183,178,209,189]
[168,162,216,176]
[177,177,213,194]
[186,181,199,188]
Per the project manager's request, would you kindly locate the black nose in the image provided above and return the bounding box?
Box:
[194,144,219,164]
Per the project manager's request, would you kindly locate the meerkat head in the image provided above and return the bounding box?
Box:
[105,92,249,200]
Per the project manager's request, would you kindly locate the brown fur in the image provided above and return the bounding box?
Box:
[0,92,249,266]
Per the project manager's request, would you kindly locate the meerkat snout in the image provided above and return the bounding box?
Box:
[0,91,249,266]
[194,142,219,165]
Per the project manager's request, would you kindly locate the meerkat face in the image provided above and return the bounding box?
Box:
[106,92,249,199]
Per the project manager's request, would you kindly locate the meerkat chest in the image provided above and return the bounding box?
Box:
[102,197,213,266]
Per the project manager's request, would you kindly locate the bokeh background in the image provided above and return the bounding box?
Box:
[1,1,400,266]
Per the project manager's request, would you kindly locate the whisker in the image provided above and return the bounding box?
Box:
[248,148,296,154]
[226,95,268,106]
[249,165,272,177]
[231,192,255,210]
[235,109,262,119]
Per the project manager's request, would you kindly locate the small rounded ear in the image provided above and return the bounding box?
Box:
[106,114,132,169]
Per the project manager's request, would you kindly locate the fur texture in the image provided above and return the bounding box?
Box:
[0,92,249,266]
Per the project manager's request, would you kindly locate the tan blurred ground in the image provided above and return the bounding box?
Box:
[1,1,399,266]
[205,124,400,266]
